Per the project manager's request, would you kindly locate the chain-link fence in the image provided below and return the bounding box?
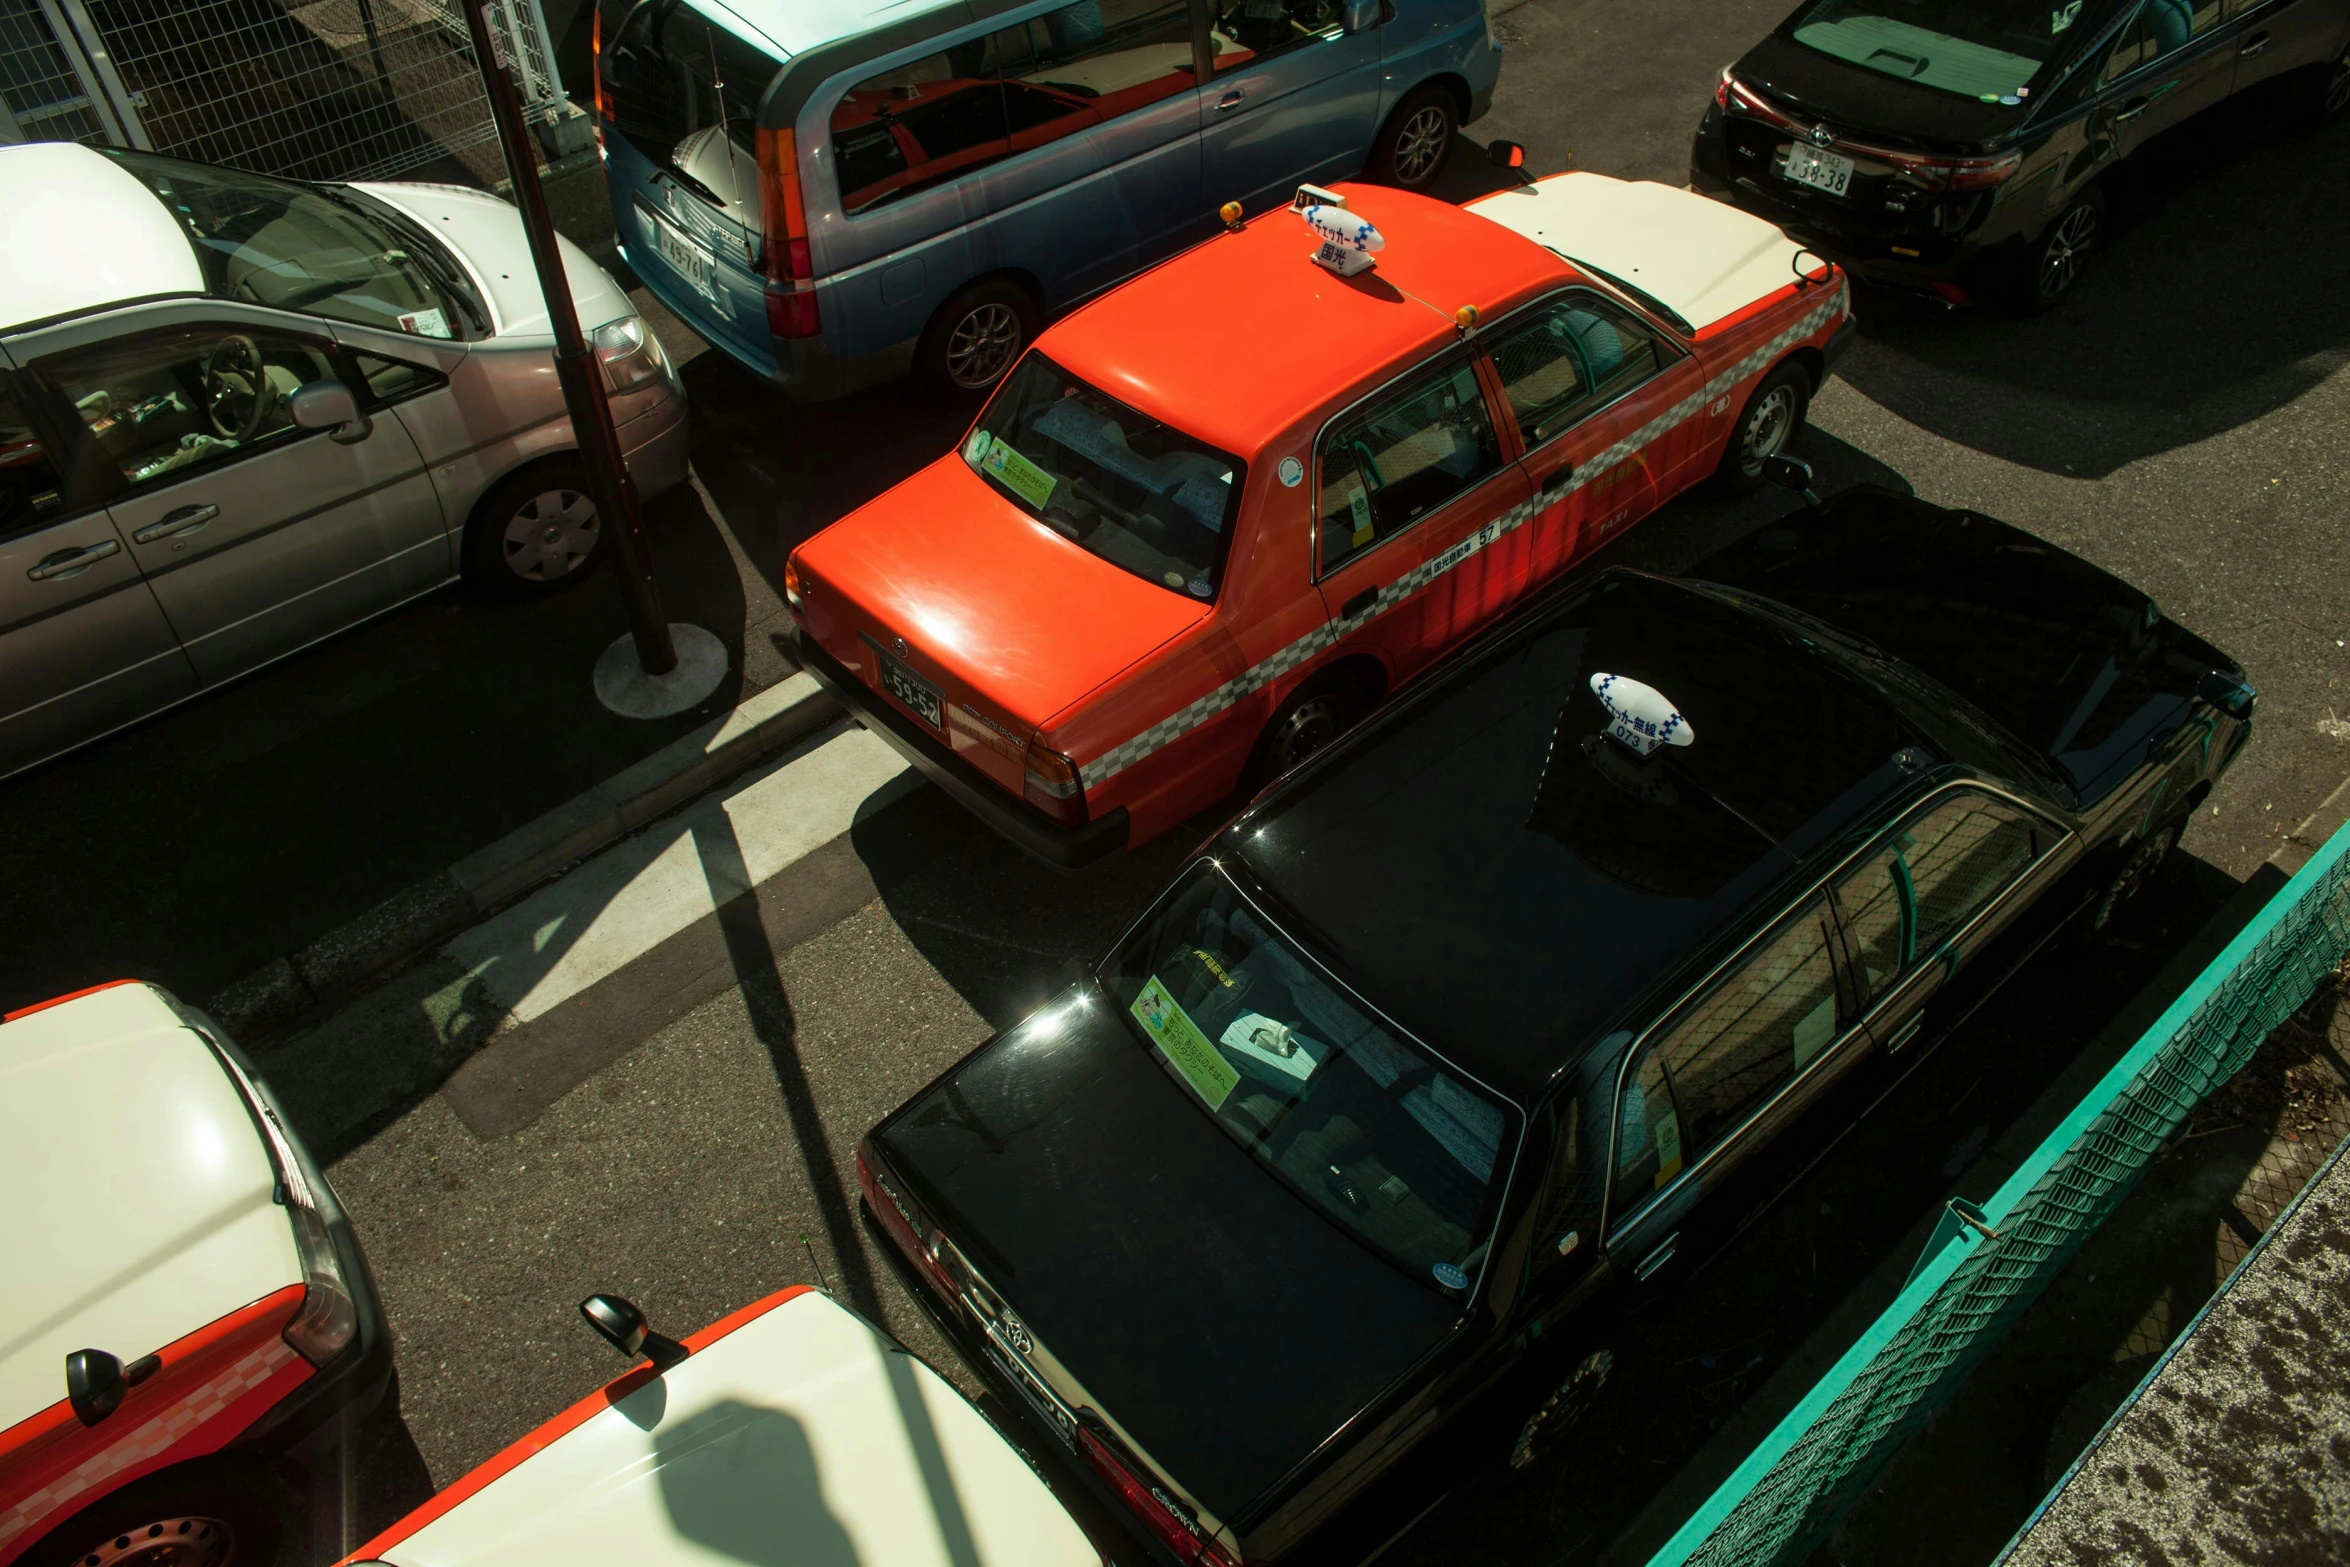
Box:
[0,0,562,184]
[1642,816,2350,1567]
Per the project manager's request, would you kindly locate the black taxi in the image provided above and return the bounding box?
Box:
[856,485,2253,1566]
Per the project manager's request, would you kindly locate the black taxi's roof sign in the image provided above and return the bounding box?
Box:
[1590,671,1694,756]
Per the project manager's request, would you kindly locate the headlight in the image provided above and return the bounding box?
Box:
[593,313,670,394]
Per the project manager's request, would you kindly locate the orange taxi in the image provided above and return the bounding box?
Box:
[784,169,1855,865]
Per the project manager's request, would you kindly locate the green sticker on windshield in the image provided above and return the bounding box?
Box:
[1132,976,1237,1110]
[978,437,1058,511]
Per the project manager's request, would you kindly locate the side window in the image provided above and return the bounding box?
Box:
[1653,900,1842,1155]
[350,351,446,406]
[1836,794,2042,1000]
[2101,13,2154,81]
[0,374,69,537]
[2136,0,2223,64]
[1021,0,1200,116]
[1317,360,1502,573]
[833,27,1031,215]
[42,327,343,490]
[1483,296,1666,448]
[1611,1048,1683,1205]
[1210,0,1340,68]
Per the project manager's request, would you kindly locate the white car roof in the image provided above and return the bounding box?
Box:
[686,0,950,61]
[368,1289,1100,1567]
[0,142,204,334]
[0,983,298,1431]
[1468,172,1812,334]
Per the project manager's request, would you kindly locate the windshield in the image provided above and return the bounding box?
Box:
[1103,863,1519,1295]
[1784,0,2083,101]
[966,354,1243,599]
[103,150,479,338]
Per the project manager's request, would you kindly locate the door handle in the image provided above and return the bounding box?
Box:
[2238,32,2268,54]
[132,503,219,545]
[1884,1012,1925,1052]
[1634,1234,1679,1281]
[1340,584,1381,620]
[27,539,121,581]
[2113,96,2150,121]
[1540,462,1576,496]
[1216,89,1245,111]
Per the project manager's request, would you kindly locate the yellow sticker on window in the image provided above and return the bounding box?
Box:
[979,438,1058,511]
[1347,485,1374,547]
[1133,976,1237,1110]
[1654,1110,1683,1188]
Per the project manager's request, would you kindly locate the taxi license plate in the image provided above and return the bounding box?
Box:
[650,211,715,296]
[981,1325,1079,1450]
[876,648,943,730]
[1783,143,1855,198]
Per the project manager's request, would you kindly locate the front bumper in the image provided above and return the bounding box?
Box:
[1822,310,1858,372]
[791,629,1129,870]
[618,390,690,504]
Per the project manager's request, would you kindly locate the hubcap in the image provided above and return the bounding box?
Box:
[2327,51,2350,114]
[76,1515,235,1567]
[501,488,599,581]
[1271,695,1345,772]
[1739,386,1796,474]
[2038,203,2099,301]
[1391,105,1450,185]
[945,303,1021,390]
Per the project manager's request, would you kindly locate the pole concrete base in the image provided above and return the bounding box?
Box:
[593,623,728,719]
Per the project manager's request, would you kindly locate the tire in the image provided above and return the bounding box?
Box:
[2005,187,2105,316]
[1241,670,1369,797]
[1710,362,1811,494]
[1507,1348,1614,1473]
[915,279,1039,398]
[2297,45,2350,128]
[1368,85,1457,190]
[19,1459,290,1567]
[2087,819,2183,936]
[463,461,604,593]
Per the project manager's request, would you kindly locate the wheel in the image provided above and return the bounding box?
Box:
[2006,187,2104,315]
[2088,819,2183,935]
[1710,362,1811,494]
[463,461,604,593]
[1368,85,1457,190]
[916,279,1039,398]
[1240,671,1368,796]
[2297,44,2350,127]
[1508,1348,1613,1472]
[19,1460,290,1567]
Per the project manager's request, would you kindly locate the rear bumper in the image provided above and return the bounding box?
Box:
[791,629,1129,870]
[619,248,914,401]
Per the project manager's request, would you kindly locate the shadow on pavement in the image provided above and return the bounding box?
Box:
[1836,115,2350,481]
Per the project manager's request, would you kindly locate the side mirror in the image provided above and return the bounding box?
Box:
[580,1293,689,1370]
[1340,0,1379,32]
[66,1349,126,1426]
[1760,454,1821,506]
[1488,139,1526,170]
[288,380,373,445]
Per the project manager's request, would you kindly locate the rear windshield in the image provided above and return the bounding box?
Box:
[1783,0,2084,101]
[965,353,1243,600]
[598,0,780,203]
[1103,864,1520,1297]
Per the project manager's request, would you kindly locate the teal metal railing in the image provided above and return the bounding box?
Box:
[1643,818,2350,1567]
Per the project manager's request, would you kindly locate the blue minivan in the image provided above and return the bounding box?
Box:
[593,0,1502,398]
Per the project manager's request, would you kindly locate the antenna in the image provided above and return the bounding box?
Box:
[800,1231,833,1296]
[706,23,752,264]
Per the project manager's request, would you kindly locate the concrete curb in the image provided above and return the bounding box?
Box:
[204,672,841,1041]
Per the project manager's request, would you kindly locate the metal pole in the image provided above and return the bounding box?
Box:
[463,0,676,675]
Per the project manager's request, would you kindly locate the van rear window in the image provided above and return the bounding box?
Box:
[597,0,781,194]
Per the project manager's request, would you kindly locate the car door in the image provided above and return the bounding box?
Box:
[1478,290,1704,594]
[0,363,196,777]
[1197,0,1385,212]
[2221,0,2349,97]
[2098,0,2240,159]
[1829,788,2060,1060]
[28,311,446,686]
[1311,350,1533,681]
[1602,892,1870,1292]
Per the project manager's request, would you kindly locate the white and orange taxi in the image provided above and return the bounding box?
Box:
[1,980,389,1567]
[787,167,1855,866]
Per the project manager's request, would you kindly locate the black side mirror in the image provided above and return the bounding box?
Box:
[1760,454,1821,507]
[66,1349,126,1426]
[580,1294,689,1370]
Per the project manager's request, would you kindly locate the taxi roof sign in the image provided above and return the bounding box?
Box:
[1301,203,1383,278]
[1590,671,1693,757]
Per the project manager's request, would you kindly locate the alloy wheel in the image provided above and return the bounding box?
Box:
[1739,386,1797,474]
[75,1515,237,1567]
[501,488,600,582]
[1391,105,1451,185]
[1269,694,1346,772]
[2327,50,2350,116]
[2037,203,2100,303]
[945,303,1022,390]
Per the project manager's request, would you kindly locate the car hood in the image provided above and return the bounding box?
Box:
[1468,172,1829,334]
[796,457,1209,738]
[0,984,298,1430]
[873,991,1464,1524]
[369,1290,1098,1567]
[1690,487,2242,806]
[348,180,634,339]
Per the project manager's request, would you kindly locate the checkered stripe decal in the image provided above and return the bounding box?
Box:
[0,1339,301,1553]
[1081,298,1842,790]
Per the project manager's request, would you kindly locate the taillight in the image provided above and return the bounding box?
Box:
[857,1149,955,1297]
[1079,1428,1239,1566]
[782,555,805,611]
[757,126,820,339]
[591,8,609,157]
[1023,744,1086,824]
[1716,67,1801,131]
[1869,145,2022,191]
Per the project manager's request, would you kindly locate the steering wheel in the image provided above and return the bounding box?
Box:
[203,334,276,442]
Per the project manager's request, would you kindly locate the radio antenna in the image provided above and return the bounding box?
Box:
[800,1232,834,1296]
